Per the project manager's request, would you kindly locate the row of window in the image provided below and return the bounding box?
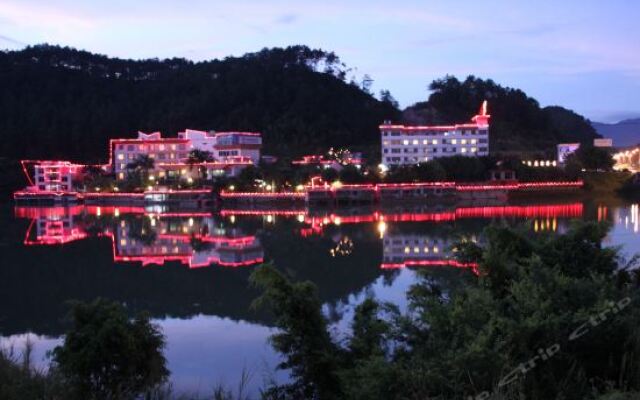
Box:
[116,152,189,163]
[382,129,485,137]
[38,184,69,191]
[116,143,187,151]
[383,138,487,146]
[385,245,443,254]
[384,147,487,154]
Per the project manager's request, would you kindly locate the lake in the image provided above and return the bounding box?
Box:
[1,198,639,396]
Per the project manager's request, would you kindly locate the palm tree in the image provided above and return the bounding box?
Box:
[126,154,155,183]
[187,149,214,180]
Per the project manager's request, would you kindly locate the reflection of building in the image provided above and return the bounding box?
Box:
[18,207,263,268]
[114,216,263,267]
[381,232,478,272]
[26,213,86,245]
[380,101,490,167]
[382,233,454,265]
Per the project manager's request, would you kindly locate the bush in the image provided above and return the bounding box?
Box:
[51,299,169,400]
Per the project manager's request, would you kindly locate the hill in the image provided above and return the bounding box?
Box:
[402,76,599,153]
[592,118,640,147]
[0,44,400,163]
[0,46,603,167]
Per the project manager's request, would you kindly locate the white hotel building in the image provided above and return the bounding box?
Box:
[112,129,262,180]
[380,102,490,168]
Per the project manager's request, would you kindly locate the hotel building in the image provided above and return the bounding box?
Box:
[111,130,262,180]
[380,101,490,168]
[32,161,83,192]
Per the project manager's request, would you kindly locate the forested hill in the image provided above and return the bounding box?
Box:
[403,76,600,152]
[0,46,600,164]
[0,44,400,163]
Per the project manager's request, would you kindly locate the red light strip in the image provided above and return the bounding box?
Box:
[380,259,479,275]
[220,191,306,198]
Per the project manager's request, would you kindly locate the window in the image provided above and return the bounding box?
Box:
[117,154,124,160]
[461,139,467,145]
[451,139,457,144]
[461,148,467,153]
[383,149,388,153]
[403,140,409,145]
[432,139,438,145]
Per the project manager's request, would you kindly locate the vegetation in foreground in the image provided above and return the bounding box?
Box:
[251,222,640,400]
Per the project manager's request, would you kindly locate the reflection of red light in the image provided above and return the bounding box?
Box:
[381,259,479,275]
[220,191,305,198]
[18,208,264,269]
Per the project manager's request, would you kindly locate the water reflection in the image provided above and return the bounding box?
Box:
[15,203,585,271]
[6,200,639,395]
[17,206,264,268]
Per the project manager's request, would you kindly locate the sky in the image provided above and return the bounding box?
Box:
[1,0,639,123]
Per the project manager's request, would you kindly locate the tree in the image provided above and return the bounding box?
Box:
[251,264,342,400]
[126,154,155,183]
[414,160,447,181]
[187,149,214,180]
[252,223,640,400]
[339,165,366,183]
[51,299,168,400]
[379,90,399,109]
[571,145,615,171]
[320,167,339,183]
[361,74,373,94]
[79,165,114,191]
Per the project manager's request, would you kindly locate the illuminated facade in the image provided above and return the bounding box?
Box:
[32,161,83,192]
[557,143,580,164]
[380,101,490,168]
[113,130,261,180]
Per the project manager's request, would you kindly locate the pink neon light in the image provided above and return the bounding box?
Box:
[380,101,491,133]
[380,259,479,275]
[220,191,306,198]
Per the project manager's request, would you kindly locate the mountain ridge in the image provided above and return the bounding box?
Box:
[592,118,640,147]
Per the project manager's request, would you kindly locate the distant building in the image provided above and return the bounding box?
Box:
[594,138,613,148]
[292,151,363,171]
[380,101,490,168]
[557,143,580,164]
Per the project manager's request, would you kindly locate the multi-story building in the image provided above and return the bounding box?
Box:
[380,101,490,168]
[176,129,262,163]
[33,161,83,192]
[111,130,262,180]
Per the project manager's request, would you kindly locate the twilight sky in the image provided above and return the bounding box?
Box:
[1,0,639,122]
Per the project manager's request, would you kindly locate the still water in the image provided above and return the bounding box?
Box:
[1,199,639,396]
